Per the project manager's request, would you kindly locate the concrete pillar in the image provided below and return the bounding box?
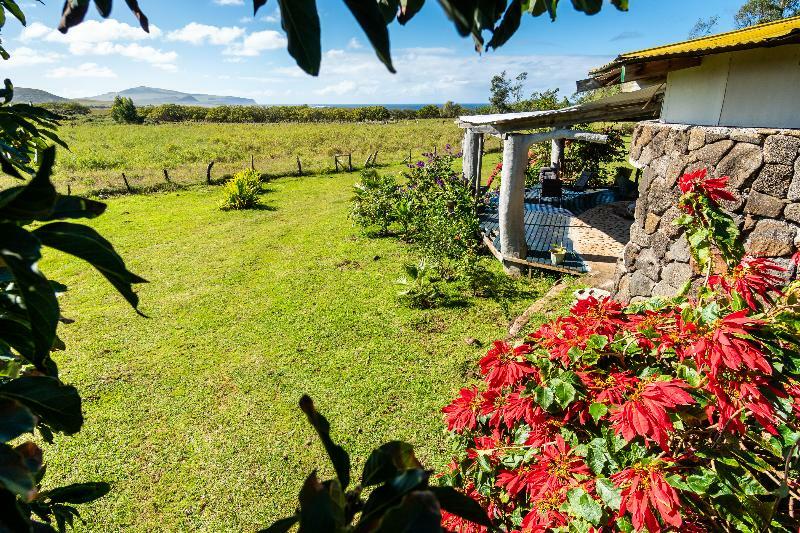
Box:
[461,129,483,191]
[499,134,529,275]
[551,138,565,177]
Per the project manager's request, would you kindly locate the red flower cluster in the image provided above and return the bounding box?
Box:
[678,168,736,206]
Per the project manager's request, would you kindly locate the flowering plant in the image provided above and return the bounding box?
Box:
[440,168,800,532]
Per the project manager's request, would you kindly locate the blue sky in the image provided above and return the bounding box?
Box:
[5,0,740,104]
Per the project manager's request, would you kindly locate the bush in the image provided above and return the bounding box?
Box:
[110,96,141,124]
[396,260,449,309]
[350,169,401,234]
[565,125,627,186]
[440,168,800,532]
[219,169,262,210]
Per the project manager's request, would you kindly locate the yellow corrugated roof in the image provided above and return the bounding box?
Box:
[593,15,800,75]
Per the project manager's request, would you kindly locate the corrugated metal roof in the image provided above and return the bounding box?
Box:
[457,85,663,133]
[593,15,800,75]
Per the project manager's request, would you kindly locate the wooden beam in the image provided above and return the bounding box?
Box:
[498,134,529,275]
[461,130,482,191]
[621,57,701,83]
[512,129,608,150]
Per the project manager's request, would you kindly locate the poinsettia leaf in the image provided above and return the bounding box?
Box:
[0,399,35,441]
[0,376,83,435]
[298,396,350,489]
[429,486,492,527]
[567,487,602,525]
[595,477,620,511]
[342,0,395,73]
[534,385,554,409]
[362,441,421,486]
[588,402,608,424]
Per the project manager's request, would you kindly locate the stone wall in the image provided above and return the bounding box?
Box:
[613,121,800,302]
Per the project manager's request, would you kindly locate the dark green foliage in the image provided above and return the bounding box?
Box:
[110,96,141,124]
[219,169,262,210]
[564,126,627,185]
[416,104,441,119]
[396,261,449,309]
[440,101,465,118]
[264,396,493,532]
[735,0,800,28]
[39,102,91,118]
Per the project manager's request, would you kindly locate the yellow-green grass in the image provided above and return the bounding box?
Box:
[40,169,579,531]
[40,119,502,195]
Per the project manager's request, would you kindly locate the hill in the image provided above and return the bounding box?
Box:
[14,87,69,104]
[86,86,257,106]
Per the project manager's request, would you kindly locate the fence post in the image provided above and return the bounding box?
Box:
[296,156,302,176]
[348,153,353,172]
[121,172,132,193]
[163,169,171,184]
[206,161,215,185]
[251,154,255,171]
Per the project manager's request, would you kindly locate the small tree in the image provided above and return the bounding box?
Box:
[417,104,441,119]
[440,101,465,118]
[735,0,800,27]
[489,71,527,113]
[110,96,141,124]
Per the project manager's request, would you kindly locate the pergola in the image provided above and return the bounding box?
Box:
[457,85,664,274]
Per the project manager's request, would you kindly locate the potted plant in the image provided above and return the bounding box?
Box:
[550,243,567,265]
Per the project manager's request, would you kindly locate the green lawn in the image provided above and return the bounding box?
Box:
[41,170,573,531]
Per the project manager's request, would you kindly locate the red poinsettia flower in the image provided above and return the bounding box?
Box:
[705,369,781,435]
[502,387,539,428]
[611,460,683,533]
[566,295,626,336]
[656,313,698,360]
[443,387,482,433]
[530,318,586,366]
[466,431,505,464]
[517,491,570,532]
[688,309,771,375]
[793,250,800,267]
[579,369,640,406]
[678,168,737,206]
[709,256,785,310]
[479,341,536,388]
[441,483,492,533]
[480,388,508,430]
[524,410,561,449]
[609,378,695,451]
[525,436,592,500]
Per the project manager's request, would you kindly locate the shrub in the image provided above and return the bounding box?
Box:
[110,96,141,124]
[219,169,262,210]
[565,125,627,186]
[396,260,448,309]
[440,168,800,532]
[351,169,401,234]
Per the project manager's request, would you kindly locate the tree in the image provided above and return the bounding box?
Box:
[689,15,720,38]
[110,96,141,124]
[56,0,629,77]
[439,101,464,118]
[416,104,441,119]
[735,0,800,27]
[489,71,528,113]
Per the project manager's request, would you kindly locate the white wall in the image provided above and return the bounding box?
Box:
[661,44,800,129]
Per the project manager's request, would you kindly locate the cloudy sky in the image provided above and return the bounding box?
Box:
[5,0,739,104]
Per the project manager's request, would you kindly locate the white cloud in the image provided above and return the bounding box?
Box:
[5,47,62,67]
[260,7,280,23]
[47,62,117,79]
[167,23,245,46]
[22,19,160,44]
[315,80,358,96]
[224,30,286,56]
[66,42,177,69]
[213,0,244,4]
[347,38,362,50]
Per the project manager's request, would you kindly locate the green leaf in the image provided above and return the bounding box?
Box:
[0,442,36,498]
[374,490,441,532]
[0,486,31,531]
[0,399,34,441]
[552,379,576,408]
[0,145,57,220]
[342,0,395,73]
[0,224,59,374]
[277,0,321,76]
[298,396,350,489]
[42,482,111,504]
[253,0,269,15]
[430,486,492,527]
[570,0,603,15]
[1,0,25,25]
[362,441,422,486]
[0,376,83,435]
[534,385,554,410]
[297,472,340,532]
[487,0,522,50]
[588,402,608,423]
[43,195,106,221]
[93,0,111,17]
[586,334,608,350]
[123,0,150,32]
[58,0,90,32]
[567,487,602,525]
[33,222,147,311]
[595,477,621,511]
[377,0,400,24]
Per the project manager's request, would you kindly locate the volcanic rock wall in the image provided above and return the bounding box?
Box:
[614,121,800,302]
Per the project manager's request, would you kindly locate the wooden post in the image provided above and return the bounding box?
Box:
[251,154,255,171]
[462,129,483,192]
[498,134,529,276]
[67,183,72,196]
[206,161,215,184]
[551,138,565,178]
[163,169,171,184]
[335,156,340,172]
[296,156,302,176]
[121,172,132,193]
[348,153,353,171]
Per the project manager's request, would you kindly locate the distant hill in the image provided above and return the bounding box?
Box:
[85,86,257,106]
[14,87,69,104]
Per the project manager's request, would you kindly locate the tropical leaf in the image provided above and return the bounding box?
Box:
[277,0,321,76]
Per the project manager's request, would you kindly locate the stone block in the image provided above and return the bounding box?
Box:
[763,135,800,165]
[752,163,793,197]
[644,212,661,234]
[629,271,655,298]
[630,223,651,248]
[666,234,690,263]
[690,140,734,166]
[704,127,732,143]
[744,191,785,217]
[652,281,679,299]
[785,203,800,223]
[745,219,797,257]
[623,243,641,269]
[789,158,800,201]
[666,128,690,155]
[634,248,660,281]
[729,129,764,145]
[661,262,693,287]
[651,231,670,260]
[688,128,705,151]
[616,274,631,302]
[717,142,763,189]
[659,206,683,238]
[664,155,689,188]
[646,178,680,215]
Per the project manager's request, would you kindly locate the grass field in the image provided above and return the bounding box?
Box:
[43,119,504,195]
[41,169,582,531]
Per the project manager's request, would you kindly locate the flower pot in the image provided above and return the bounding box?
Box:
[550,251,566,265]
